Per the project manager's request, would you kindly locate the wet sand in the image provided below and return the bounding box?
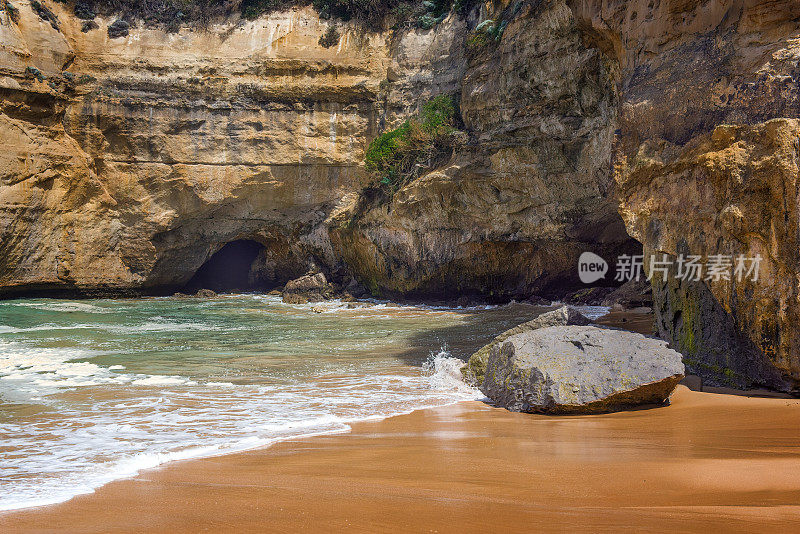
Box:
[3,385,800,533]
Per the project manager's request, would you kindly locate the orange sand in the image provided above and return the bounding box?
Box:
[2,386,800,533]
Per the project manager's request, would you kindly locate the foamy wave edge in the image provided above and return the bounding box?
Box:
[0,352,482,513]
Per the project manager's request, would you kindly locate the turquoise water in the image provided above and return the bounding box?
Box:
[0,295,577,511]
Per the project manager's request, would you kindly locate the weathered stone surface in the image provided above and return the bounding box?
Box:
[282,272,334,303]
[464,306,591,385]
[284,273,328,294]
[601,279,653,309]
[0,5,386,296]
[571,1,800,390]
[331,1,638,299]
[2,0,800,391]
[482,325,685,414]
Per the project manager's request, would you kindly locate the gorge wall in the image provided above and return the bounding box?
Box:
[0,0,638,300]
[573,0,800,390]
[1,0,799,390]
[1,2,386,295]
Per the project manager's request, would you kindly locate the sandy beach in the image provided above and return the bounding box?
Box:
[2,385,799,533]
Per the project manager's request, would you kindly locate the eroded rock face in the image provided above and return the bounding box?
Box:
[571,0,800,390]
[3,0,800,391]
[1,1,637,301]
[1,4,384,295]
[331,1,638,299]
[482,325,685,414]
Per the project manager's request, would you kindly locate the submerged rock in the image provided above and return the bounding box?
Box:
[482,326,685,414]
[172,289,216,298]
[464,306,591,386]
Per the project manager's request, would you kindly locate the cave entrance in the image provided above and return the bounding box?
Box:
[183,240,266,293]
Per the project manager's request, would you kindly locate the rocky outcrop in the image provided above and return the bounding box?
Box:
[464,305,591,385]
[482,325,685,414]
[571,0,800,390]
[3,0,800,391]
[0,3,386,296]
[0,0,637,301]
[281,272,335,303]
[331,0,638,300]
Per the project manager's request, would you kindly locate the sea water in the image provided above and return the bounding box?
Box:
[0,295,605,511]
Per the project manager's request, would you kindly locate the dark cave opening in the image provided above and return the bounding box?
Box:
[183,240,266,293]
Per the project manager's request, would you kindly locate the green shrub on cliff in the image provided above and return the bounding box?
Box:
[3,1,19,24]
[30,0,59,30]
[66,0,461,32]
[364,94,457,192]
[467,18,506,51]
[318,25,340,47]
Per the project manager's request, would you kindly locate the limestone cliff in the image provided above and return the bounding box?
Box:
[2,0,800,390]
[331,0,636,299]
[1,2,385,295]
[572,0,800,390]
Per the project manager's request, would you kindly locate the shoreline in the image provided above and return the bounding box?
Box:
[3,386,800,533]
[0,395,481,515]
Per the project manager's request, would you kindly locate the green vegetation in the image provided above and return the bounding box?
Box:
[71,0,464,32]
[77,0,233,28]
[31,0,59,30]
[25,66,45,82]
[3,1,19,24]
[240,0,288,20]
[318,25,340,47]
[73,1,96,20]
[364,94,457,192]
[467,18,506,51]
[81,20,98,32]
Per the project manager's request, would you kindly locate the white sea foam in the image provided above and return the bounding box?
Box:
[0,320,226,335]
[0,337,480,512]
[423,349,484,399]
[12,301,114,314]
[571,305,611,320]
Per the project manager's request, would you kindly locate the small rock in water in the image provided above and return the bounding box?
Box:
[344,277,368,298]
[455,295,474,307]
[481,325,685,414]
[282,272,333,302]
[284,273,327,293]
[311,306,325,313]
[194,289,217,298]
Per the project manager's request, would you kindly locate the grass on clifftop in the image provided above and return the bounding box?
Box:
[364,94,457,193]
[68,0,464,32]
